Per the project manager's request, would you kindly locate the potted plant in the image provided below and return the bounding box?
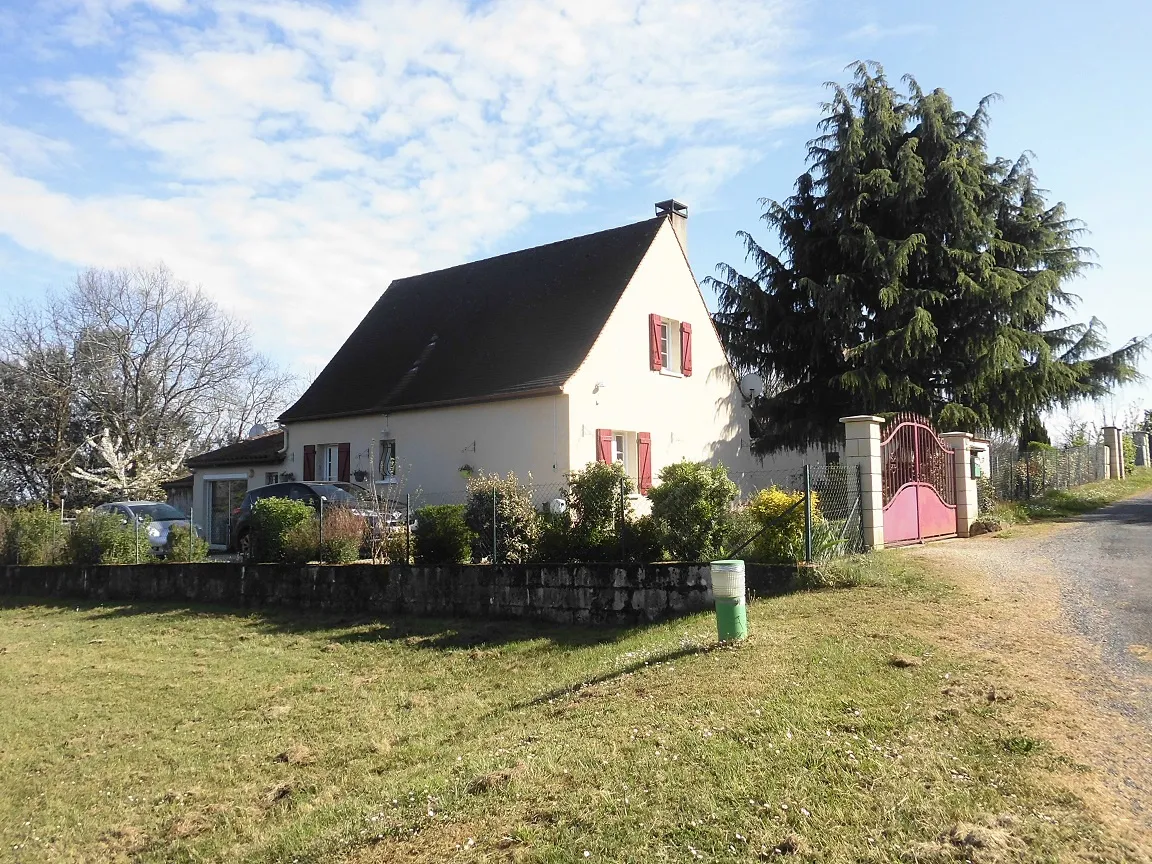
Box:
[459,464,474,479]
[353,469,369,482]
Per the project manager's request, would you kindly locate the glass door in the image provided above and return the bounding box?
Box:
[207,479,246,547]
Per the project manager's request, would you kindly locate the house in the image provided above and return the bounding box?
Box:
[188,201,815,548]
[186,429,286,547]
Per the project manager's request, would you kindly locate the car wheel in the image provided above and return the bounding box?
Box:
[238,530,253,561]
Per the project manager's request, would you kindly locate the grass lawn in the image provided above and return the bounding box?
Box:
[987,466,1152,528]
[0,555,1141,863]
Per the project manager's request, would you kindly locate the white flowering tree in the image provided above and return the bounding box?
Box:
[71,430,190,501]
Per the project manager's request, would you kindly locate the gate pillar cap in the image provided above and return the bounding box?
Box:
[940,432,974,439]
[839,415,885,423]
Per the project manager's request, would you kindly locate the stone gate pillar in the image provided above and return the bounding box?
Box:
[840,415,885,550]
[1102,427,1124,480]
[1132,431,1149,468]
[940,432,978,538]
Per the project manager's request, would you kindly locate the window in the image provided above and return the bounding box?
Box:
[648,314,691,375]
[265,471,280,485]
[595,429,653,494]
[379,439,397,479]
[319,445,339,481]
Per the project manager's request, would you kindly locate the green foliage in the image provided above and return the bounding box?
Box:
[164,524,209,562]
[619,514,667,563]
[710,61,1145,453]
[647,460,737,561]
[1,508,69,565]
[413,505,474,565]
[248,497,315,563]
[319,507,366,564]
[1018,412,1051,450]
[976,475,998,514]
[564,461,632,560]
[465,472,539,564]
[281,518,319,564]
[68,511,154,565]
[742,487,814,564]
[1122,433,1136,476]
[532,510,576,563]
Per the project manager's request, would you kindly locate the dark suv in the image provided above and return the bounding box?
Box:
[229,481,372,556]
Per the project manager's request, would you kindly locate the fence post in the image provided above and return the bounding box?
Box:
[619,477,627,559]
[803,464,813,563]
[405,493,411,563]
[134,516,140,564]
[318,496,326,562]
[189,508,194,561]
[857,463,865,551]
[840,415,885,550]
[492,486,498,564]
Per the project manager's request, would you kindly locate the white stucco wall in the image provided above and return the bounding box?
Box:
[282,394,570,507]
[564,220,817,492]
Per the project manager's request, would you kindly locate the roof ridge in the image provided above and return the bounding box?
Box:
[388,215,665,287]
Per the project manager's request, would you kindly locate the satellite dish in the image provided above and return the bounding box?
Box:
[248,423,269,438]
[738,373,764,401]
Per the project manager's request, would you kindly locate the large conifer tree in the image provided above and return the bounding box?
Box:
[710,62,1145,454]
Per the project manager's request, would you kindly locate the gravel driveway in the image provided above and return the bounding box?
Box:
[910,489,1152,835]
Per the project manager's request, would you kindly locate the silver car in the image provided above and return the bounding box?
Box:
[93,501,200,555]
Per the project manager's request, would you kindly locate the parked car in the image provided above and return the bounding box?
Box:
[93,501,200,556]
[228,481,388,557]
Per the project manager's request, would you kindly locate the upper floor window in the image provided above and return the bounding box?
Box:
[379,439,397,479]
[648,314,692,376]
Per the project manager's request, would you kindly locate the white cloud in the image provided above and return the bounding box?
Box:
[3,0,808,367]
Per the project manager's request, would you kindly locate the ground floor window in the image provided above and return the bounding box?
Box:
[265,471,280,485]
[319,445,339,481]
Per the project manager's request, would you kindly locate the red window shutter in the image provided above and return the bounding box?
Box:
[596,428,613,463]
[648,313,663,370]
[637,432,653,494]
[337,443,351,483]
[302,445,316,481]
[680,321,693,376]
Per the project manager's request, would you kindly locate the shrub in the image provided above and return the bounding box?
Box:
[620,514,667,563]
[647,460,737,561]
[465,472,539,563]
[319,507,366,564]
[68,511,154,565]
[2,508,69,565]
[249,498,315,562]
[564,461,632,560]
[413,505,473,565]
[165,524,210,562]
[1122,433,1137,476]
[976,475,997,514]
[743,486,816,564]
[282,517,319,564]
[533,510,576,562]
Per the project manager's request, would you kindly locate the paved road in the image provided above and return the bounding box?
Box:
[1046,491,1152,687]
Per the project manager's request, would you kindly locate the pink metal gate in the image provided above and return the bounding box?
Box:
[881,413,956,546]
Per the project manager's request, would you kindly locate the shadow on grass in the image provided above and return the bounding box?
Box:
[0,595,660,650]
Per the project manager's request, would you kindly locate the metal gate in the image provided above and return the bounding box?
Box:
[881,413,956,546]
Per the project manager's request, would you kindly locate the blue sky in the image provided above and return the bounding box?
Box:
[1,0,1148,437]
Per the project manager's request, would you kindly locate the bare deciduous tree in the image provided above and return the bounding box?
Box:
[0,264,298,504]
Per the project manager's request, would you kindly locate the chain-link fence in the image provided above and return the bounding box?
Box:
[368,463,864,565]
[988,441,1107,501]
[725,463,865,562]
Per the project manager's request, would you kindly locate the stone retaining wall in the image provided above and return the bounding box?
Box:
[0,561,797,625]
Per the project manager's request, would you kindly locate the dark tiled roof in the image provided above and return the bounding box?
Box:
[279,216,665,422]
[186,430,285,468]
[161,475,193,489]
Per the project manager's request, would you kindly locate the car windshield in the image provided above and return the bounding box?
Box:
[126,503,185,521]
[310,483,371,506]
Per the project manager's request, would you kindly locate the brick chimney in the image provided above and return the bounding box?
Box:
[655,199,687,252]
